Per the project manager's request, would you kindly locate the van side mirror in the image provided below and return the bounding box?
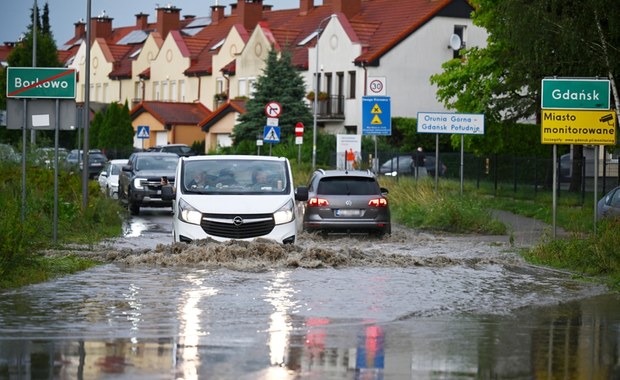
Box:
[295,186,308,202]
[161,184,175,201]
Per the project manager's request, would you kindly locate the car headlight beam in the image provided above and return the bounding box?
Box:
[273,199,295,225]
[178,198,202,225]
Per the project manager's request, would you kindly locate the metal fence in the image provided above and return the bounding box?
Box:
[333,151,620,200]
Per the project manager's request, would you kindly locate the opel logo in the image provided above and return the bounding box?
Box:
[345,200,352,206]
[233,216,244,226]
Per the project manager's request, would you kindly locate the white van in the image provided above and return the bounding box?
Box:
[162,155,299,244]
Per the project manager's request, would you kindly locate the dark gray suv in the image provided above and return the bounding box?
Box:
[295,169,391,236]
[118,152,179,215]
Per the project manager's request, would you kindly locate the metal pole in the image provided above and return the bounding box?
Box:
[594,146,599,234]
[21,99,27,222]
[460,135,464,196]
[552,144,557,239]
[82,0,91,209]
[53,99,59,243]
[31,0,37,144]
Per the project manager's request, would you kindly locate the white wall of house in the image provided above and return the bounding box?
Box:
[148,34,192,103]
[206,27,248,108]
[369,16,487,119]
[131,34,163,104]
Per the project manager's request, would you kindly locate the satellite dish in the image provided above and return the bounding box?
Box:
[449,34,462,50]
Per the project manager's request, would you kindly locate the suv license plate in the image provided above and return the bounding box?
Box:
[335,209,360,217]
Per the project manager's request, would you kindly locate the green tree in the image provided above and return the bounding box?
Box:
[233,48,313,146]
[98,102,135,154]
[430,0,620,186]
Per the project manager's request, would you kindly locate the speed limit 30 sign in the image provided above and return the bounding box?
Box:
[367,76,386,96]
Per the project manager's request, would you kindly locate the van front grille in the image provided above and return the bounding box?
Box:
[201,213,275,239]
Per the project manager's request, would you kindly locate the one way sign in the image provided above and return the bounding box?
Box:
[137,125,150,139]
[263,126,280,143]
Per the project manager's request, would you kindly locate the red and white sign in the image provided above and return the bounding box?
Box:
[367,76,386,96]
[265,101,282,118]
[295,122,304,137]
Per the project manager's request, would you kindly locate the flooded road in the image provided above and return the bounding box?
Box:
[1,209,619,379]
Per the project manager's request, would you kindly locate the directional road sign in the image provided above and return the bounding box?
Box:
[7,67,76,99]
[362,96,391,135]
[541,78,610,110]
[263,126,280,143]
[416,112,485,135]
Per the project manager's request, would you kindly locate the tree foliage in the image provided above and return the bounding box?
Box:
[233,48,313,145]
[90,103,135,154]
[430,0,620,157]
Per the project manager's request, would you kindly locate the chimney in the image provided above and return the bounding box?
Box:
[90,14,113,43]
[211,5,225,25]
[237,0,263,31]
[156,4,181,39]
[135,13,149,30]
[300,0,314,16]
[74,20,86,39]
[331,0,361,19]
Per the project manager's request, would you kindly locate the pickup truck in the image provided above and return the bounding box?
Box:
[118,152,179,215]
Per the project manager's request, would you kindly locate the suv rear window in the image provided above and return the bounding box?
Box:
[317,177,379,195]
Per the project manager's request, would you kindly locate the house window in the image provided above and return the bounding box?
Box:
[162,81,169,101]
[325,73,333,96]
[153,81,160,100]
[453,25,466,59]
[179,80,186,101]
[102,83,108,103]
[238,78,247,97]
[248,78,257,98]
[134,81,142,101]
[337,72,344,98]
[216,78,225,94]
[171,81,178,102]
[95,84,101,101]
[348,71,356,99]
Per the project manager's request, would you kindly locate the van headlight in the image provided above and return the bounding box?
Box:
[179,198,202,225]
[273,199,295,225]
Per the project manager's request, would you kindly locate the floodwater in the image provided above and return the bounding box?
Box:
[1,210,619,379]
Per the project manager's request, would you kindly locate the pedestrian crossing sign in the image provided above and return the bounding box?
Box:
[263,126,280,143]
[137,125,150,139]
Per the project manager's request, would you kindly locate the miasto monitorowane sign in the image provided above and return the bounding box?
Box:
[6,67,76,99]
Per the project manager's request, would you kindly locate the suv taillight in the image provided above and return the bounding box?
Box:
[308,197,329,207]
[368,198,388,207]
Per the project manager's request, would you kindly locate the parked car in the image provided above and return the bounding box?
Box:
[147,144,197,157]
[379,155,447,177]
[118,152,179,215]
[97,159,128,199]
[66,149,108,178]
[32,147,68,169]
[161,155,299,244]
[597,185,620,220]
[295,169,391,236]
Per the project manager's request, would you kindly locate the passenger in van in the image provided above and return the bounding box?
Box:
[217,168,237,186]
[251,168,270,190]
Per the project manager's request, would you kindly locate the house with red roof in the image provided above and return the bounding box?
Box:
[130,101,211,148]
[57,0,487,151]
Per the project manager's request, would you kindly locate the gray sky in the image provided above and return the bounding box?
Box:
[0,0,308,46]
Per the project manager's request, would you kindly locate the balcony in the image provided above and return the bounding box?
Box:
[312,95,345,121]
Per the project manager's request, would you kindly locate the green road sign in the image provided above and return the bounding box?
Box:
[7,67,76,99]
[541,78,610,110]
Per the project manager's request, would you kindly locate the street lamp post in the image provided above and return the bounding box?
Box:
[82,0,91,209]
[312,14,336,170]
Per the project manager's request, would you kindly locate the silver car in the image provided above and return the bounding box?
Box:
[597,186,620,220]
[295,169,391,236]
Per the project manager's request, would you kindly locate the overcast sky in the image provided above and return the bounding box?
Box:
[0,0,312,46]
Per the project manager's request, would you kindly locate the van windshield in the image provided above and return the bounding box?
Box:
[182,159,289,194]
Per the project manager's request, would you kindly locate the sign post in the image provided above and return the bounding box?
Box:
[6,67,77,243]
[541,77,614,235]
